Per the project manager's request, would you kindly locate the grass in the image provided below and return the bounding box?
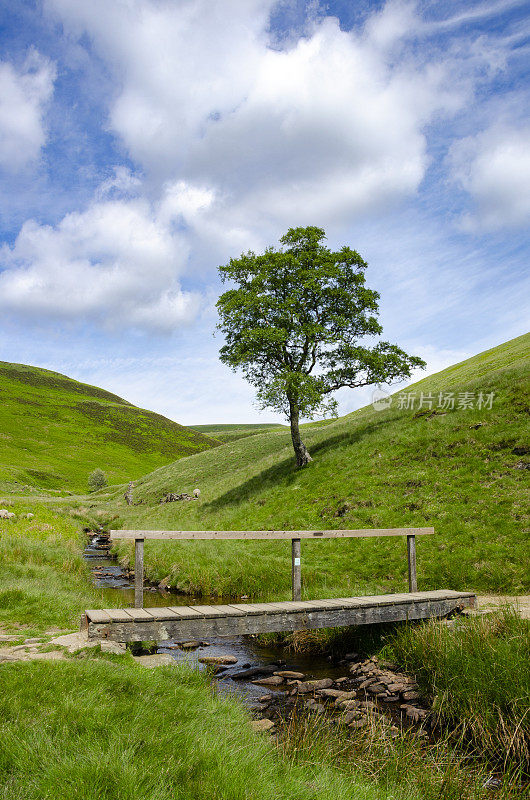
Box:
[97,333,529,598]
[0,502,106,634]
[0,361,220,492]
[0,658,393,800]
[190,423,286,443]
[388,609,530,774]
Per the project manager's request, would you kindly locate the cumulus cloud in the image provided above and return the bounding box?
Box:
[449,124,530,230]
[0,194,199,332]
[0,50,56,172]
[46,0,466,232]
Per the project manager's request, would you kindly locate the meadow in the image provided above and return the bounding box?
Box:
[98,333,529,599]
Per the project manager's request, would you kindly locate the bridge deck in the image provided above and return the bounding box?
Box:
[83,590,476,642]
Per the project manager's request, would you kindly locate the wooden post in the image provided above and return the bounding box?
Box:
[134,537,144,608]
[407,534,417,592]
[291,538,301,601]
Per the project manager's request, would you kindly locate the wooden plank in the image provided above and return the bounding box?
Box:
[85,609,112,624]
[125,607,155,621]
[86,593,476,642]
[102,608,135,622]
[134,538,144,608]
[143,607,181,621]
[166,606,205,618]
[190,604,245,618]
[407,534,417,592]
[110,527,435,541]
[292,538,301,601]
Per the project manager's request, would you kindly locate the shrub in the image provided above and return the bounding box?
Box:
[87,468,107,492]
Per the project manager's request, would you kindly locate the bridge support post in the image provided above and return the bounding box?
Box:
[291,538,301,601]
[134,537,144,608]
[407,534,417,592]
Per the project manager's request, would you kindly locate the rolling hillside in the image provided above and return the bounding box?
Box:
[0,362,220,492]
[104,333,529,597]
[190,423,286,443]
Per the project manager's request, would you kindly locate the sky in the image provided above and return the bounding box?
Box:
[0,0,528,425]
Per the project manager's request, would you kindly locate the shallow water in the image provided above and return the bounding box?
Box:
[83,533,344,704]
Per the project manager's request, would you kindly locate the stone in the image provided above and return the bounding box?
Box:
[381,694,400,703]
[349,717,368,729]
[342,711,361,724]
[358,678,376,689]
[24,638,43,644]
[251,718,275,732]
[0,510,15,519]
[402,690,421,701]
[335,677,348,684]
[231,665,279,680]
[49,631,108,654]
[406,707,427,721]
[344,652,359,661]
[295,678,333,693]
[100,640,127,654]
[252,675,284,686]
[274,670,305,680]
[158,577,171,590]
[193,488,201,498]
[319,688,349,699]
[358,700,376,709]
[198,655,238,665]
[179,641,201,649]
[367,683,386,694]
[258,694,272,702]
[339,699,360,710]
[333,691,357,703]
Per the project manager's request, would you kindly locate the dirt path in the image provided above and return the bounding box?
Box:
[477,595,530,619]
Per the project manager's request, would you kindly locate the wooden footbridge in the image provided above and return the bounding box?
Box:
[82,528,476,642]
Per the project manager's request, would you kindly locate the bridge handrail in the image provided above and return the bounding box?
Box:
[109,527,434,608]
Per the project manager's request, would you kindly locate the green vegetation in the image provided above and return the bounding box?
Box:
[190,423,285,443]
[0,503,104,634]
[0,658,394,800]
[105,333,529,597]
[389,610,530,773]
[88,468,108,492]
[217,225,424,466]
[0,361,220,492]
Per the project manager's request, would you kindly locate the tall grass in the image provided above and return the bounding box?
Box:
[0,659,388,800]
[0,504,103,633]
[388,610,530,773]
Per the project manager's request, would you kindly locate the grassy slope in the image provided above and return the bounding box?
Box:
[0,361,220,492]
[191,423,286,443]
[105,333,529,597]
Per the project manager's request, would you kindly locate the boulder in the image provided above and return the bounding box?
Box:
[274,670,305,680]
[295,678,333,694]
[252,675,284,686]
[251,719,275,733]
[199,655,238,665]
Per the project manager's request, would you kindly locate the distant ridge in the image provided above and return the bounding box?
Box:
[0,361,220,492]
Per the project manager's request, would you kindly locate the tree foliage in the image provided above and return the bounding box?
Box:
[217,226,425,465]
[88,468,107,492]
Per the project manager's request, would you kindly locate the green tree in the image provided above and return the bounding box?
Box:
[217,226,426,467]
[88,468,107,492]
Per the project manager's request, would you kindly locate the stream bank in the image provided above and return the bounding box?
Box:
[84,531,436,737]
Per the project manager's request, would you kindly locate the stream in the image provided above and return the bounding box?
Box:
[84,533,343,709]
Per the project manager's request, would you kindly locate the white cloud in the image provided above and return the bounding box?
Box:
[0,50,56,172]
[0,195,199,332]
[45,0,466,234]
[450,124,530,230]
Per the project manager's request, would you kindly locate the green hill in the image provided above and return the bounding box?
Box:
[0,362,220,492]
[190,423,286,443]
[105,333,529,598]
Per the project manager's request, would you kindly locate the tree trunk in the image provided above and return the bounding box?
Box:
[289,400,312,467]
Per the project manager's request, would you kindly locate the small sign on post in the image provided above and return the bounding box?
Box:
[134,537,144,608]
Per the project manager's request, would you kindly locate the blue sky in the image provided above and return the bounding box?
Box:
[0,0,528,424]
